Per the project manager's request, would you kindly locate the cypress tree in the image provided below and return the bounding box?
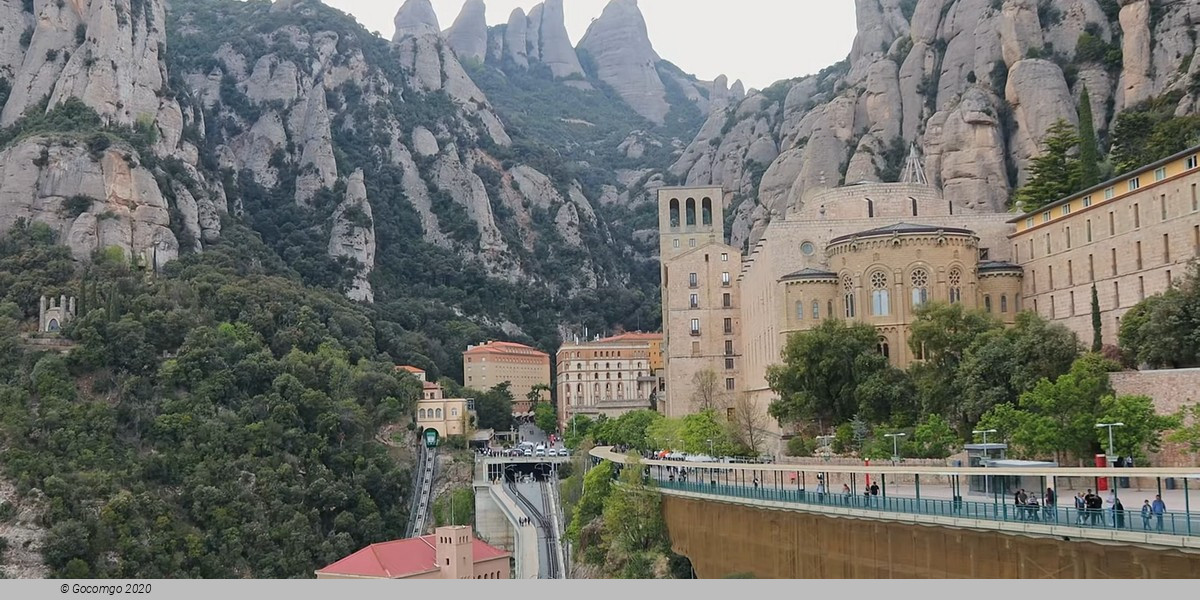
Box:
[1078,86,1101,187]
[1091,284,1102,353]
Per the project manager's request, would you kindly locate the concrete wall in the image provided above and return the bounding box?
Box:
[474,484,514,551]
[662,495,1200,578]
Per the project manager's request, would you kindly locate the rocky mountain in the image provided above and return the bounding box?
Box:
[1,0,1196,370]
[674,0,1200,250]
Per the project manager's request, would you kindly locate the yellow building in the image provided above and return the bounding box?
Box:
[1010,145,1200,346]
[316,525,510,579]
[557,332,662,430]
[462,341,551,413]
[417,381,470,439]
[658,187,743,419]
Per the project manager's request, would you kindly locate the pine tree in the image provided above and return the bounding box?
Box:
[1091,284,1102,353]
[1013,120,1083,213]
[1078,86,1101,187]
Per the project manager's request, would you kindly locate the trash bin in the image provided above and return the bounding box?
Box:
[1165,478,1177,490]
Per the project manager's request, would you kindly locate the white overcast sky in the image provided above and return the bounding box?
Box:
[319,0,858,90]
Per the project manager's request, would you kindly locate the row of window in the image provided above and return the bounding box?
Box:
[1036,272,1172,318]
[564,382,647,402]
[689,318,736,336]
[563,362,645,370]
[689,292,734,308]
[418,407,458,420]
[1022,184,1199,261]
[1029,227,1200,293]
[1026,162,1198,230]
[563,372,649,380]
[687,272,732,287]
[473,571,503,579]
[840,268,954,318]
[667,197,715,229]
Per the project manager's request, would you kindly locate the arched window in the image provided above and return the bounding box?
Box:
[842,276,856,319]
[617,382,624,399]
[435,408,442,419]
[984,295,993,313]
[812,300,820,320]
[948,268,963,304]
[419,409,426,419]
[702,197,713,226]
[870,271,890,316]
[593,383,600,398]
[878,337,890,359]
[669,199,680,228]
[911,268,930,308]
[605,383,612,399]
[795,301,804,320]
[1001,294,1009,313]
[576,383,582,395]
[47,319,60,332]
[686,198,697,226]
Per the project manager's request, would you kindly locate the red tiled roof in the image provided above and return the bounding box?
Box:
[395,365,426,374]
[463,341,549,358]
[422,381,441,390]
[316,535,509,579]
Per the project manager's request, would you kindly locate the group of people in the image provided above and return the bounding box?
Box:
[517,517,535,527]
[1008,488,1171,530]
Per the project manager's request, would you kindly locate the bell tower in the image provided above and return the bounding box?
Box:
[658,187,726,258]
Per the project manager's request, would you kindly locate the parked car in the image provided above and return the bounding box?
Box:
[535,448,547,457]
[557,448,569,457]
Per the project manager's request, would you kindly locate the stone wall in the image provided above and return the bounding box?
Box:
[662,495,1200,578]
[1111,368,1200,468]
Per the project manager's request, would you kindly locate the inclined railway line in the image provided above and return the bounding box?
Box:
[506,478,560,579]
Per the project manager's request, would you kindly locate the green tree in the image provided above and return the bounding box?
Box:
[957,312,1081,432]
[978,354,1117,461]
[1167,404,1200,457]
[1091,284,1103,353]
[1013,119,1083,213]
[563,415,594,449]
[1077,86,1101,187]
[646,416,684,451]
[1095,394,1180,462]
[473,382,515,432]
[1119,263,1200,368]
[767,320,892,426]
[602,456,666,554]
[679,410,735,456]
[908,303,1002,421]
[912,414,959,459]
[567,460,614,543]
[534,402,557,434]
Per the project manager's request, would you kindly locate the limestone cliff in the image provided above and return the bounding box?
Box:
[577,0,669,124]
[328,169,376,303]
[444,0,488,64]
[676,0,1200,251]
[392,0,441,41]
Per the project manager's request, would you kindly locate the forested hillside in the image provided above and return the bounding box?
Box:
[0,220,418,577]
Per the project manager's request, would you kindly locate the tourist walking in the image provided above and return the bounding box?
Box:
[1114,497,1126,529]
[1075,493,1087,525]
[1152,495,1167,531]
[1141,500,1153,530]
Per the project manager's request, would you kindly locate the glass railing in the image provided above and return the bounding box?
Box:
[654,479,1198,537]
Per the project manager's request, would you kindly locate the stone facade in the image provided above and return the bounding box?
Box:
[557,332,662,430]
[658,187,743,419]
[416,382,470,439]
[1011,147,1200,347]
[38,295,75,333]
[462,341,551,411]
[1111,368,1200,468]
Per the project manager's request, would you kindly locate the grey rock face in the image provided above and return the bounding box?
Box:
[0,139,178,268]
[392,0,441,41]
[577,0,669,124]
[529,0,584,79]
[444,0,488,64]
[0,0,32,79]
[293,84,338,205]
[924,86,1010,212]
[504,8,529,68]
[1005,58,1077,184]
[328,169,376,303]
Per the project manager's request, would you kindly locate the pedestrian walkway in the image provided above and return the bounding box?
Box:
[489,481,540,579]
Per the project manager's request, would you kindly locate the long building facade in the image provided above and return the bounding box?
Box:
[556,332,662,431]
[462,341,551,413]
[657,144,1200,456]
[1010,146,1200,347]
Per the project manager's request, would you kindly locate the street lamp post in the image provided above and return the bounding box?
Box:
[1095,422,1125,462]
[706,438,714,457]
[884,433,906,465]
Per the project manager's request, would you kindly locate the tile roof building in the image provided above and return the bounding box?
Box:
[315,525,510,579]
[557,332,663,430]
[463,341,551,413]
